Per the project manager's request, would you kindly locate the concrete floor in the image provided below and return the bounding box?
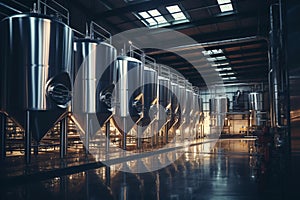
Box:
[2,138,298,200]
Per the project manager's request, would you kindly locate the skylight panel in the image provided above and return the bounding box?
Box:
[217,0,231,4]
[202,49,223,56]
[166,5,181,13]
[138,11,150,18]
[171,12,186,20]
[222,76,237,81]
[219,72,235,76]
[215,67,232,72]
[207,57,218,62]
[145,18,156,26]
[220,4,233,12]
[217,0,234,13]
[211,62,229,67]
[148,9,161,17]
[135,5,189,28]
[155,16,168,23]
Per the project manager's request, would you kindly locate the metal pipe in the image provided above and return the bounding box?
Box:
[60,117,67,158]
[37,0,41,13]
[25,110,31,164]
[165,125,168,144]
[137,125,142,150]
[0,113,6,160]
[105,121,110,153]
[105,166,111,186]
[0,2,22,13]
[122,118,126,150]
[85,114,90,154]
[156,36,269,53]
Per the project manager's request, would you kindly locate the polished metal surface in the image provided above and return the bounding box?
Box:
[112,56,144,134]
[0,13,73,141]
[249,92,263,111]
[210,96,228,133]
[73,39,117,128]
[167,82,180,130]
[157,76,172,131]
[139,66,158,131]
[185,88,194,125]
[174,84,187,129]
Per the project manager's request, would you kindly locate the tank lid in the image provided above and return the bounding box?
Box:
[1,12,68,26]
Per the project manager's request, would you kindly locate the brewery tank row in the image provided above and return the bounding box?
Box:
[0,1,265,162]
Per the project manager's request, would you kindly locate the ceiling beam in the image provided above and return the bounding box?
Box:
[93,0,184,19]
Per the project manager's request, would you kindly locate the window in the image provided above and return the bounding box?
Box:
[137,9,169,28]
[217,0,234,13]
[135,4,189,28]
[166,5,188,22]
[202,49,223,56]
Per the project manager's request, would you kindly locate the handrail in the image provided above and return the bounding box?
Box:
[0,2,22,14]
[39,0,70,25]
[90,21,112,44]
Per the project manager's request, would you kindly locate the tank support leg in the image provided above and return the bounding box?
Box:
[60,117,68,159]
[122,118,126,150]
[165,126,168,144]
[137,124,142,150]
[106,121,110,153]
[25,110,31,164]
[0,113,6,160]
[85,114,90,155]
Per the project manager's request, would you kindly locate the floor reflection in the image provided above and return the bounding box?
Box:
[1,139,284,200]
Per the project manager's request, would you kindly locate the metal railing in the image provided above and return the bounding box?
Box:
[38,0,70,25]
[90,21,112,44]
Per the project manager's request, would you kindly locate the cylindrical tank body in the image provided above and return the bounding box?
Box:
[192,92,200,126]
[112,56,144,134]
[185,88,194,124]
[249,92,263,111]
[0,13,73,141]
[210,96,228,128]
[157,76,172,131]
[167,82,180,131]
[139,66,158,130]
[249,92,264,127]
[73,39,117,129]
[174,84,187,129]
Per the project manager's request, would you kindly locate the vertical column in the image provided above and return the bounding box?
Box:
[105,166,111,187]
[60,117,68,159]
[25,110,31,164]
[122,118,126,150]
[165,125,168,144]
[85,114,90,155]
[137,124,142,150]
[105,121,110,153]
[0,113,6,160]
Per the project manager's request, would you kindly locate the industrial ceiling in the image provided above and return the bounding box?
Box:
[0,0,271,87]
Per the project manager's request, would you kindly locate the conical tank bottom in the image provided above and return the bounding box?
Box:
[112,116,141,135]
[166,114,179,131]
[71,113,101,138]
[8,109,66,141]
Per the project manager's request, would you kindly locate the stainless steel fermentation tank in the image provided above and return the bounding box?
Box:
[156,76,172,134]
[138,66,158,132]
[209,96,228,135]
[167,81,180,133]
[0,13,73,158]
[249,92,264,127]
[183,85,194,138]
[112,56,144,150]
[135,65,158,148]
[194,94,204,138]
[173,82,187,133]
[73,38,116,152]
